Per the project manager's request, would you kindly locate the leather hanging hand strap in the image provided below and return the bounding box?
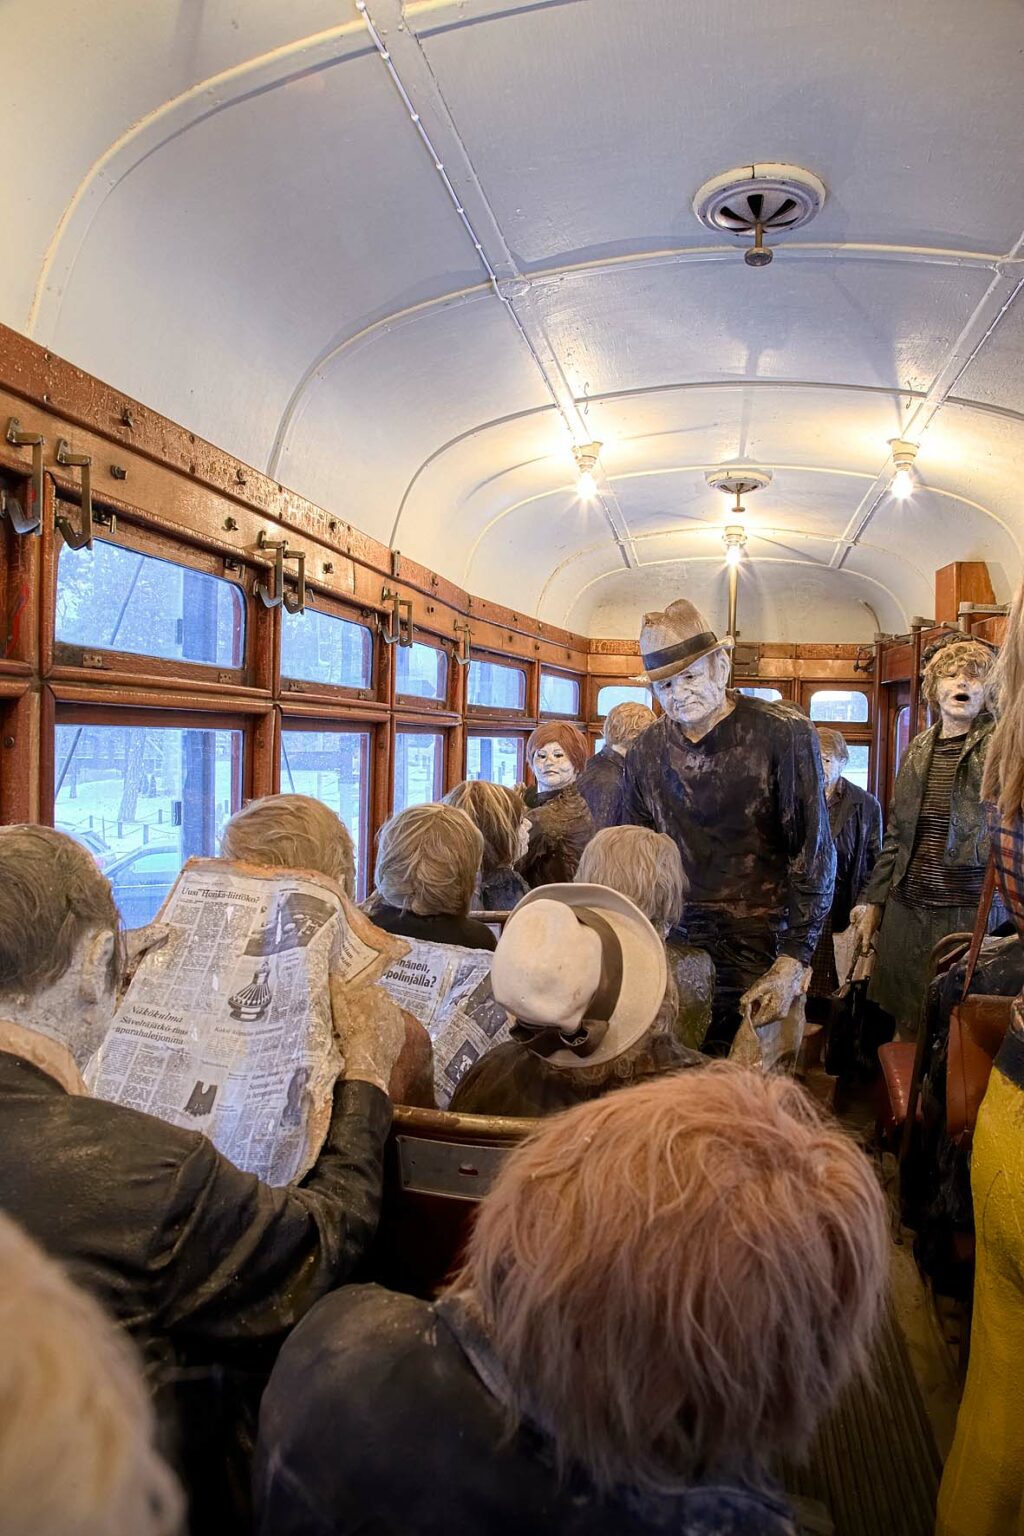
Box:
[961,855,998,1002]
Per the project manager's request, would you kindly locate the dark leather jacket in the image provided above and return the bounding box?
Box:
[861,714,995,907]
[0,1051,390,1367]
[575,745,626,829]
[255,1284,799,1536]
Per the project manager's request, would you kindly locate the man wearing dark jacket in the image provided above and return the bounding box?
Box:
[621,600,835,1051]
[0,825,407,1533]
[807,726,883,998]
[575,700,656,829]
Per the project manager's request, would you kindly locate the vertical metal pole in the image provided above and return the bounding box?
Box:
[909,622,924,737]
[726,563,739,683]
[871,635,884,801]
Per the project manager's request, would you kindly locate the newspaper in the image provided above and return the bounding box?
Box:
[378,940,511,1107]
[87,858,406,1185]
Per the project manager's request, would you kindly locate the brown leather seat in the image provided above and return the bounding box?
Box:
[371,1104,539,1298]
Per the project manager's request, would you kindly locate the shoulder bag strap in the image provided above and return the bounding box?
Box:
[961,854,998,1001]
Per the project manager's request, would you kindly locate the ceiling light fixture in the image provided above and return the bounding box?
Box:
[573,441,602,501]
[692,164,827,269]
[723,523,747,566]
[888,438,919,500]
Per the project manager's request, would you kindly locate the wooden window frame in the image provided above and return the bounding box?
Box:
[538,664,583,720]
[465,728,528,784]
[465,649,530,721]
[393,632,452,715]
[49,513,258,692]
[278,589,380,710]
[391,721,449,815]
[277,713,376,899]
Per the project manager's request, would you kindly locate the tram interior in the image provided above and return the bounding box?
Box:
[2,3,1023,1535]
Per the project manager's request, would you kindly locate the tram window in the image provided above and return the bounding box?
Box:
[466,735,524,785]
[280,727,371,896]
[396,642,448,702]
[809,688,869,724]
[739,686,782,702]
[56,540,243,667]
[842,745,870,792]
[539,671,580,716]
[54,723,243,925]
[597,684,653,714]
[394,731,444,811]
[894,706,912,773]
[468,657,526,711]
[281,607,372,691]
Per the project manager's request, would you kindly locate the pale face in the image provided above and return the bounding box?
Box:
[818,749,844,798]
[933,668,986,735]
[652,652,729,731]
[532,741,576,792]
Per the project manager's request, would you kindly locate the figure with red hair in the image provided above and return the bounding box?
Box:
[519,721,594,887]
[255,1063,888,1536]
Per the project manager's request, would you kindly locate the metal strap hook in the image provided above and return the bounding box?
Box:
[256,532,286,609]
[53,440,94,550]
[380,587,414,647]
[4,419,44,535]
[453,619,472,666]
[281,547,306,615]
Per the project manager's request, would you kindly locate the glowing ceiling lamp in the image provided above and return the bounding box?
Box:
[888,438,919,500]
[723,524,747,566]
[573,441,602,501]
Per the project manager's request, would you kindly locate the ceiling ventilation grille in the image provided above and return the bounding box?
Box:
[692,164,826,239]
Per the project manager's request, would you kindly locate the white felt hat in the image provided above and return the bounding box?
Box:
[490,884,667,1070]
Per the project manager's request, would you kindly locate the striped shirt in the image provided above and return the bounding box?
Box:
[899,735,986,907]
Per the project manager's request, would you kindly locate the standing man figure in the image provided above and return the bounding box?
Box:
[621,600,835,1052]
[576,701,657,829]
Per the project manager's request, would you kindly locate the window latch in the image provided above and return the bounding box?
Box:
[3,419,44,535]
[380,587,414,648]
[453,619,472,666]
[53,440,94,550]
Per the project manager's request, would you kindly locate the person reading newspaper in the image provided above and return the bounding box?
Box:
[0,825,409,1536]
[221,793,433,1106]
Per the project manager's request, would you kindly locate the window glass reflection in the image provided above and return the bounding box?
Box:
[596,684,653,715]
[281,608,372,690]
[396,643,448,701]
[280,729,371,895]
[394,732,443,811]
[468,659,526,710]
[538,672,579,716]
[466,736,523,786]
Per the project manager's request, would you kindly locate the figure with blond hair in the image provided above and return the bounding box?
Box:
[938,586,1024,1536]
[443,780,529,911]
[255,1062,888,1536]
[520,721,594,887]
[852,633,998,1034]
[368,802,496,950]
[449,883,703,1116]
[222,794,433,1106]
[0,1210,181,1536]
[575,701,657,828]
[0,825,408,1535]
[222,792,356,897]
[576,825,714,1050]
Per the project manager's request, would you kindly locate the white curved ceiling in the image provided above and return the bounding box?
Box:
[3,0,1024,640]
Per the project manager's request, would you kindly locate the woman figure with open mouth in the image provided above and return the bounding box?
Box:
[850,634,1000,1038]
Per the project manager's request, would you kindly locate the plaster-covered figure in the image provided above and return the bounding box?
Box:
[443,780,530,911]
[449,885,702,1117]
[520,722,594,887]
[0,1209,182,1536]
[852,636,998,1034]
[938,586,1024,1536]
[575,701,657,829]
[576,825,715,1051]
[366,803,497,952]
[807,727,883,1000]
[620,600,835,1052]
[255,1065,889,1536]
[0,825,408,1536]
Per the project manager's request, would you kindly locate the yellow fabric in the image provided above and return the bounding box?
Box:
[938,1066,1024,1536]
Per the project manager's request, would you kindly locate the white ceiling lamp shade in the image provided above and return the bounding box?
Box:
[723,523,748,566]
[573,440,603,501]
[707,467,771,571]
[692,164,827,267]
[888,438,920,500]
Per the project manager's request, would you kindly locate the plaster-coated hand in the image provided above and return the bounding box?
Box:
[740,956,808,1029]
[849,903,883,955]
[330,976,407,1096]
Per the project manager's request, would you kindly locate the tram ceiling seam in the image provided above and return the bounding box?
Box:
[357,0,636,569]
[556,556,913,633]
[830,226,1024,570]
[268,244,1023,486]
